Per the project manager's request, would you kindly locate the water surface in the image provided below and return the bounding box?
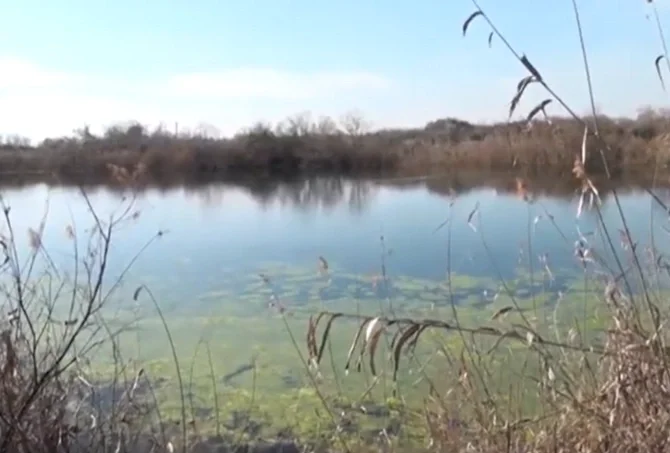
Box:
[1,177,668,438]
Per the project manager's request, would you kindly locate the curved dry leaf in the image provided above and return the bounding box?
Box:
[527,99,552,123]
[132,286,143,301]
[316,313,343,365]
[488,31,494,48]
[368,325,387,376]
[389,325,408,351]
[405,324,430,356]
[345,317,373,373]
[509,76,535,119]
[307,315,317,360]
[365,317,384,343]
[462,10,483,36]
[517,76,535,93]
[392,323,421,381]
[491,306,514,321]
[307,312,328,360]
[655,54,666,91]
[356,317,386,372]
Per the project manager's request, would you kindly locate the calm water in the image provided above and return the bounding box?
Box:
[4,178,667,291]
[2,177,670,407]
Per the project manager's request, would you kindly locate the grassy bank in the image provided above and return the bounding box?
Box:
[2,107,670,186]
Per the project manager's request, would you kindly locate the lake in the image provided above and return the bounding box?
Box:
[2,176,669,442]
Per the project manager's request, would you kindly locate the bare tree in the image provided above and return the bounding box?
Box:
[315,116,340,135]
[340,110,369,137]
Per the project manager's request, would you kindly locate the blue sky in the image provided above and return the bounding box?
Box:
[0,0,668,142]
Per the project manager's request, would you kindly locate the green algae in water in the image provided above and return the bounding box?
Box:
[85,259,607,446]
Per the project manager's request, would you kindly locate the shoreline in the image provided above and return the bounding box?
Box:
[0,112,668,190]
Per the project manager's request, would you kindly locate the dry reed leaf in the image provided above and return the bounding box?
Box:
[462,10,483,36]
[368,322,390,376]
[655,54,666,91]
[509,76,536,119]
[365,317,383,343]
[307,315,317,360]
[392,323,422,381]
[520,54,542,81]
[132,286,143,301]
[353,317,386,372]
[65,225,75,240]
[526,99,552,123]
[345,317,373,374]
[491,306,514,321]
[306,312,328,361]
[316,313,343,365]
[405,324,430,356]
[389,325,409,351]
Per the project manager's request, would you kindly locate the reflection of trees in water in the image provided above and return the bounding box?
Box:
[183,177,376,213]
[190,184,227,207]
[121,172,670,215]
[268,178,375,213]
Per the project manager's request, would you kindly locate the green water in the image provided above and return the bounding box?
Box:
[1,178,669,447]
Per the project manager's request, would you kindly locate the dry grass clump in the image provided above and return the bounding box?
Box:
[0,186,171,453]
[302,291,670,452]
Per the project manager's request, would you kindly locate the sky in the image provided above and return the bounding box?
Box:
[0,0,668,143]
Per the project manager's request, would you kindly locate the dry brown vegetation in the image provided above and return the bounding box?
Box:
[1,106,670,187]
[278,1,670,452]
[0,191,174,453]
[3,0,670,451]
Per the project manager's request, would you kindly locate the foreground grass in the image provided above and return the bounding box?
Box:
[1,107,670,187]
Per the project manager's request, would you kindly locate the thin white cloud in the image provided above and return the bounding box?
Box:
[0,59,395,142]
[160,68,392,100]
[0,57,76,89]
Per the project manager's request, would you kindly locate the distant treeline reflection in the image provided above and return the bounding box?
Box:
[12,172,666,214]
